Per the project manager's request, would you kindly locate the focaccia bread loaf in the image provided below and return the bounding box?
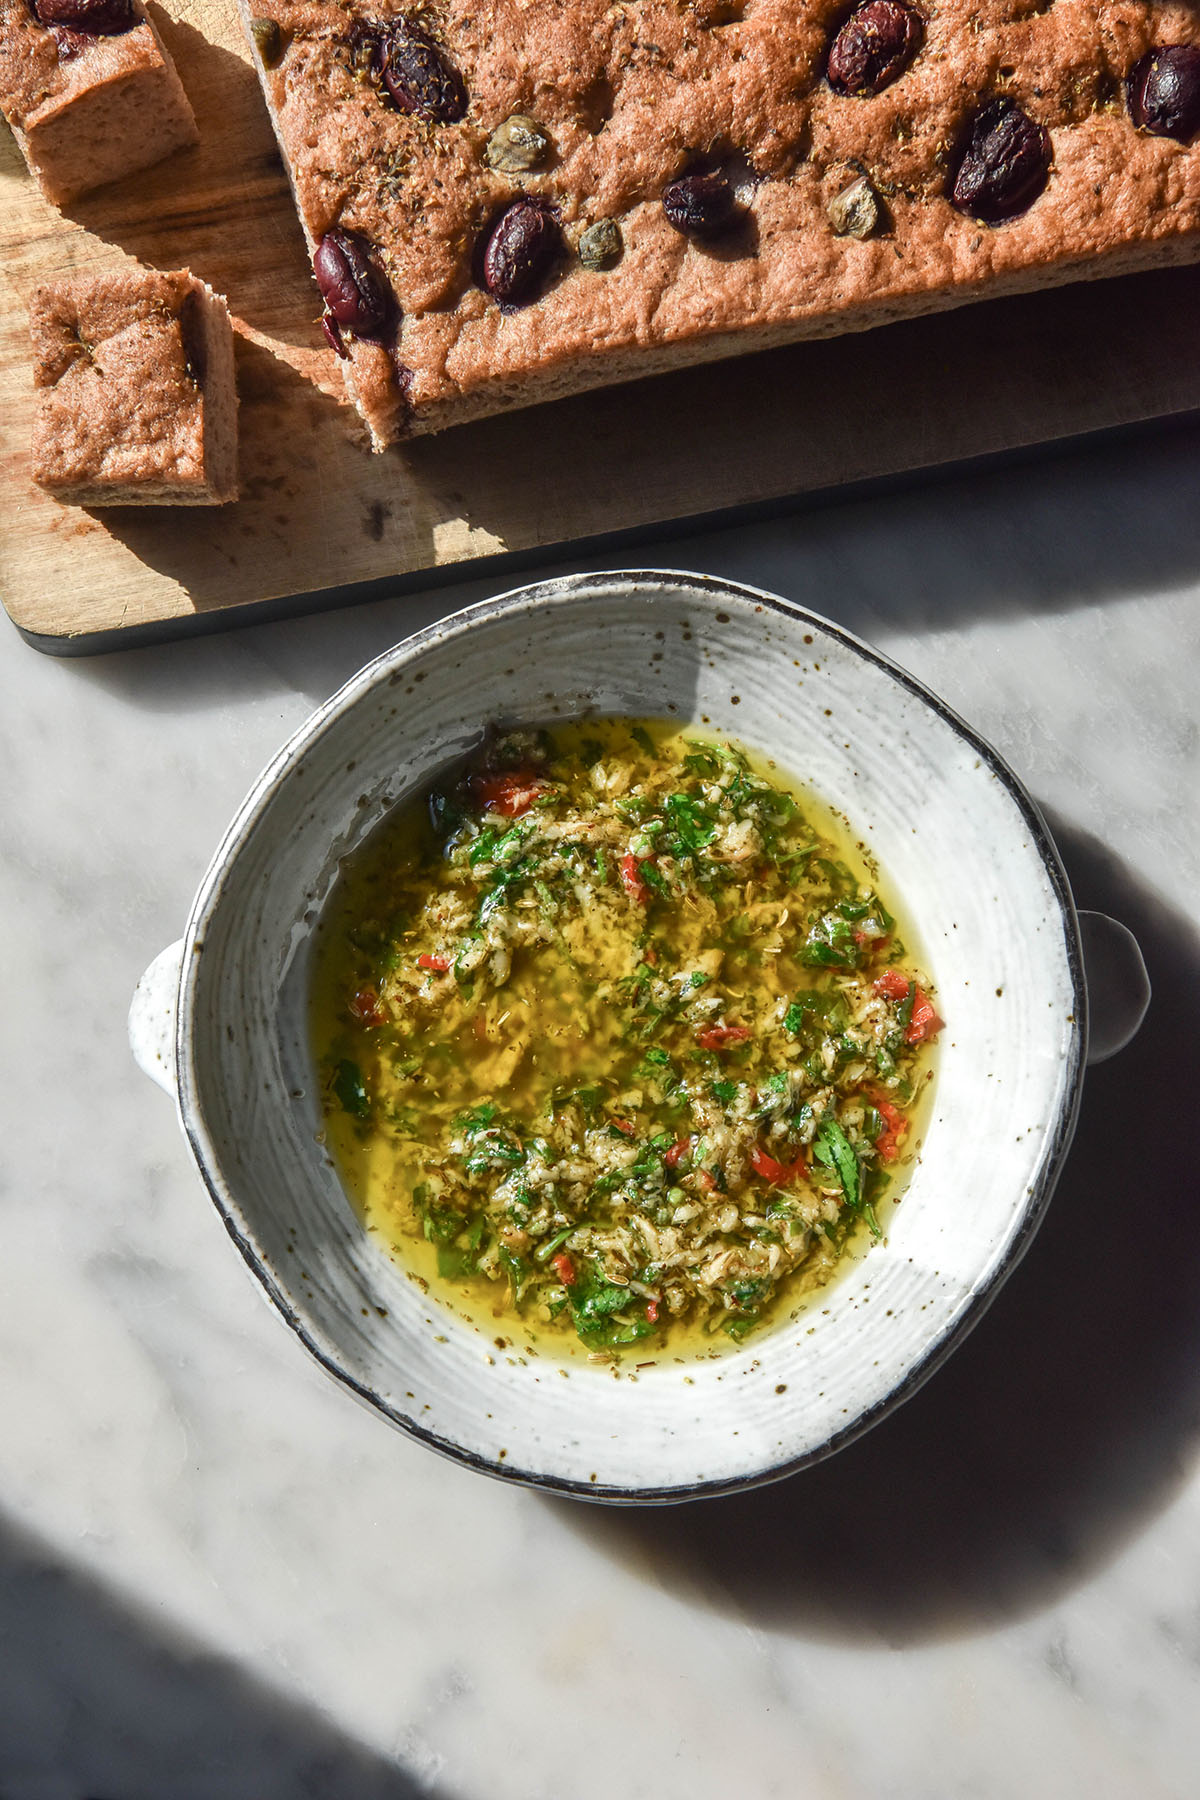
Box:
[30,266,238,505]
[0,0,198,206]
[239,0,1200,448]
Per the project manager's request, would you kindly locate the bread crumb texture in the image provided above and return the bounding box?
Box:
[247,0,1200,442]
[30,269,232,502]
[0,4,197,204]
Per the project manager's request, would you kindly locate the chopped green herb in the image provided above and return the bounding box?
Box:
[814,1116,861,1211]
[534,1226,575,1264]
[462,1126,523,1175]
[664,792,718,853]
[333,1059,369,1119]
[313,718,941,1357]
[783,996,818,1036]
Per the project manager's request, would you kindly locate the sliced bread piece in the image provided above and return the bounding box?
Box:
[31,265,238,506]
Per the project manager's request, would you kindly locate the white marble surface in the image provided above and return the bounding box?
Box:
[3,421,1200,1799]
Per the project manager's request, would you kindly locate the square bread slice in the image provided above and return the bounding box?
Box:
[241,0,1200,449]
[0,0,198,206]
[30,266,238,506]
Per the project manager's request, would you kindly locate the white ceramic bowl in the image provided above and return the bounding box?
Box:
[129,571,1145,1502]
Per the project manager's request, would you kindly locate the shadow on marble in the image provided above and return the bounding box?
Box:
[702,415,1200,644]
[0,1514,449,1800]
[553,817,1200,1647]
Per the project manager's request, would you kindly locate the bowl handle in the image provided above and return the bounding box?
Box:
[1079,911,1150,1066]
[128,939,184,1096]
[125,918,1146,1087]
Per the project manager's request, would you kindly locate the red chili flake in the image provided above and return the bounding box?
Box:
[611,1116,636,1138]
[697,1169,718,1193]
[646,1299,660,1324]
[749,1144,808,1185]
[664,1139,689,1169]
[348,987,386,1026]
[696,1024,753,1050]
[551,1252,576,1286]
[905,986,944,1045]
[619,853,650,904]
[873,969,911,1001]
[467,771,547,816]
[870,1090,908,1163]
[417,953,451,972]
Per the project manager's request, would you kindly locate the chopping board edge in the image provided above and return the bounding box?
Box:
[15,406,1199,658]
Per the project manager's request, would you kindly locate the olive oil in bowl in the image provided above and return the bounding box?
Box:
[310,719,942,1364]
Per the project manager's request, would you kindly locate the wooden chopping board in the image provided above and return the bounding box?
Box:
[4,1,1200,653]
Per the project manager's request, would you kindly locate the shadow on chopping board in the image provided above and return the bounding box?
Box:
[553,816,1200,1646]
[62,402,1200,699]
[84,335,374,617]
[0,1512,452,1800]
[65,12,321,355]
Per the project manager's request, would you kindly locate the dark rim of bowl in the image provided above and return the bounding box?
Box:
[174,569,1088,1506]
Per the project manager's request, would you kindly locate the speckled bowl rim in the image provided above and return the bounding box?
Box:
[174,570,1088,1503]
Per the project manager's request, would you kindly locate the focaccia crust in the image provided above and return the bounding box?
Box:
[240,0,1200,446]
